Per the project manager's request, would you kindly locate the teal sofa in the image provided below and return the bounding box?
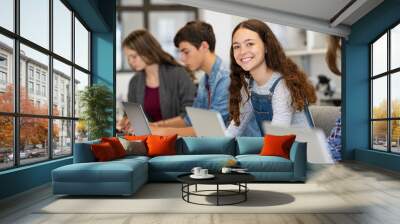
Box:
[52,137,307,196]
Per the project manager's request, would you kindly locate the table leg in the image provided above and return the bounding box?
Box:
[217,184,219,206]
[245,183,247,201]
[187,184,190,202]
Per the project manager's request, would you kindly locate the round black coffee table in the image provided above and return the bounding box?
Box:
[177,173,255,206]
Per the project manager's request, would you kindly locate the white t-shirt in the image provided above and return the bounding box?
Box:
[226,72,310,137]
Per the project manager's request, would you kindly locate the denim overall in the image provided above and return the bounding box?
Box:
[249,77,314,135]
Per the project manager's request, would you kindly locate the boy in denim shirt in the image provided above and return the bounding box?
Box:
[151,21,260,137]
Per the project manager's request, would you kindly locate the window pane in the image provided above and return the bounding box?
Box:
[391,72,400,118]
[53,0,72,60]
[75,120,88,142]
[20,44,49,115]
[372,77,387,119]
[372,121,388,151]
[121,0,143,5]
[20,0,49,49]
[391,24,400,70]
[0,116,13,170]
[149,11,195,58]
[74,69,89,118]
[53,119,72,158]
[372,33,387,76]
[0,0,14,31]
[20,117,49,165]
[75,18,89,70]
[53,59,72,117]
[120,12,144,70]
[0,35,14,113]
[391,120,400,153]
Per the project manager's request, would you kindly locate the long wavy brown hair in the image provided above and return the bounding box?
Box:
[229,19,317,125]
[325,35,341,76]
[122,30,196,81]
[123,29,181,67]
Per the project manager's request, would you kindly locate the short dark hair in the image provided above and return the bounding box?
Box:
[174,21,216,52]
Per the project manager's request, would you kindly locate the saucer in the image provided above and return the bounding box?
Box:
[190,174,215,179]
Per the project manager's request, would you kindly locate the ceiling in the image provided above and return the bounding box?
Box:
[168,0,384,37]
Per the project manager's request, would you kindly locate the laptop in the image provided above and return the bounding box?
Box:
[186,107,228,137]
[262,122,334,164]
[122,102,152,135]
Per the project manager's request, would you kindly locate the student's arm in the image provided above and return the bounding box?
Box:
[127,75,138,103]
[151,116,187,128]
[150,126,196,137]
[176,67,197,117]
[271,81,293,126]
[226,90,254,136]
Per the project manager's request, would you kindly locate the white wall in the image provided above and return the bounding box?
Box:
[199,9,246,67]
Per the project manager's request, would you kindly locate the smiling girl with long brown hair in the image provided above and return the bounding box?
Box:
[226,19,317,136]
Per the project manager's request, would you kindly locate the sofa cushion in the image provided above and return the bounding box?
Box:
[73,140,100,163]
[125,135,148,141]
[177,137,235,155]
[236,155,293,172]
[101,137,127,158]
[52,159,147,183]
[148,154,235,172]
[115,155,150,163]
[91,142,118,161]
[147,134,177,157]
[260,134,296,159]
[236,137,263,155]
[118,137,147,156]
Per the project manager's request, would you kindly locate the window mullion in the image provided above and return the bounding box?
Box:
[49,0,54,160]
[370,45,373,149]
[388,29,391,152]
[14,0,20,167]
[71,10,76,153]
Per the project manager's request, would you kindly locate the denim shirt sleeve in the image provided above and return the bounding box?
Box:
[209,76,230,126]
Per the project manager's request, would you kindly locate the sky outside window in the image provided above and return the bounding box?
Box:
[53,0,72,60]
[0,0,14,32]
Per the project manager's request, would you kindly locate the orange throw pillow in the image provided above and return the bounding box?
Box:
[260,134,296,159]
[101,137,127,158]
[91,142,117,161]
[146,134,177,157]
[124,135,148,141]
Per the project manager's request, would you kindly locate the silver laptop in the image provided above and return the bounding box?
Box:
[122,102,152,135]
[262,122,334,164]
[186,107,227,137]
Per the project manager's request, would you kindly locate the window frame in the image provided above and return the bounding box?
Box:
[370,20,400,154]
[0,0,92,171]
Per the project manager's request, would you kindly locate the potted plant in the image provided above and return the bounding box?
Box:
[79,84,113,140]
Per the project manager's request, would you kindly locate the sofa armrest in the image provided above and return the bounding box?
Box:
[73,140,100,163]
[289,142,307,181]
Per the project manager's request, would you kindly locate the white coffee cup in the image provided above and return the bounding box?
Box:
[191,167,202,176]
[200,169,208,176]
[221,167,232,174]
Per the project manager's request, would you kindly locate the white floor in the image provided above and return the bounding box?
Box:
[1,162,400,224]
